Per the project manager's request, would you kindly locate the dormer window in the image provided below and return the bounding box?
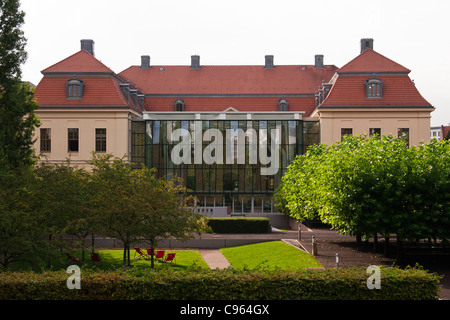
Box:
[277,98,289,111]
[174,99,185,112]
[365,77,383,99]
[66,77,84,99]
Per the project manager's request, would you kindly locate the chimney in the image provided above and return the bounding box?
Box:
[140,55,150,69]
[80,39,95,56]
[360,38,374,53]
[191,55,200,69]
[264,55,274,69]
[314,54,324,69]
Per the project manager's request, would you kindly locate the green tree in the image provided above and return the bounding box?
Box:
[0,167,47,271]
[34,161,92,263]
[0,0,40,169]
[88,154,209,268]
[278,135,450,256]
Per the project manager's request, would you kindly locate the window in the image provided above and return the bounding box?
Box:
[369,128,381,136]
[277,98,289,111]
[398,128,410,146]
[66,78,84,99]
[40,128,51,152]
[365,77,383,98]
[174,99,185,111]
[95,128,107,152]
[341,128,352,141]
[68,128,79,152]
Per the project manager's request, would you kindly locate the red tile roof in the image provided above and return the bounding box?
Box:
[320,75,432,107]
[146,96,317,115]
[34,76,135,108]
[119,64,338,95]
[41,50,114,74]
[338,49,410,74]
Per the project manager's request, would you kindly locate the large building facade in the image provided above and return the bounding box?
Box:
[33,38,434,220]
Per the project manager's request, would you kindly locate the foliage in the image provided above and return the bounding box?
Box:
[278,135,450,242]
[0,167,47,271]
[88,153,209,268]
[0,0,40,169]
[207,217,271,234]
[0,266,442,300]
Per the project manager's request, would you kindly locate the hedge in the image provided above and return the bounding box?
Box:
[0,266,442,300]
[207,217,271,234]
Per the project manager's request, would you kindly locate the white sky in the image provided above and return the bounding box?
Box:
[20,0,450,127]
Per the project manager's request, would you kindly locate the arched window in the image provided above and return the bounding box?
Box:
[174,99,185,111]
[277,98,289,111]
[66,77,84,99]
[365,77,383,99]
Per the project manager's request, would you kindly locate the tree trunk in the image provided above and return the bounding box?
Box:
[384,236,390,257]
[396,238,403,262]
[151,245,155,269]
[373,234,378,252]
[123,245,127,268]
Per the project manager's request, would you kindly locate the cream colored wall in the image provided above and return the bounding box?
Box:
[318,108,433,146]
[33,109,142,167]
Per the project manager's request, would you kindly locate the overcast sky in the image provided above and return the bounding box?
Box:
[20,0,449,127]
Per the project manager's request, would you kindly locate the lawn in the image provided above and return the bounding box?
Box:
[4,249,209,272]
[97,249,210,270]
[220,241,323,270]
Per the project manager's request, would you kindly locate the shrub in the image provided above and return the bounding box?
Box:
[0,266,442,300]
[207,217,271,234]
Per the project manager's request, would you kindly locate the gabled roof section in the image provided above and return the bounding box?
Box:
[34,76,142,114]
[119,64,338,95]
[338,49,410,74]
[319,75,432,108]
[41,50,114,74]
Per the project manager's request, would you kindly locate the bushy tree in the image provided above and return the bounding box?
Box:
[278,135,450,249]
[0,0,39,169]
[88,154,209,268]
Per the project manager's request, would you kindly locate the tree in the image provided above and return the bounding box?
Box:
[278,135,450,257]
[34,161,92,263]
[0,167,47,271]
[88,154,209,268]
[139,176,209,268]
[0,0,40,169]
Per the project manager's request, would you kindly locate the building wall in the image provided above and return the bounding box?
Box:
[34,109,141,167]
[318,109,432,145]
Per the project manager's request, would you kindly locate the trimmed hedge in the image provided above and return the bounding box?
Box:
[0,266,442,300]
[207,217,271,234]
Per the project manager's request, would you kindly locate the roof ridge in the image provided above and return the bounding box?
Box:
[338,49,410,73]
[41,50,114,74]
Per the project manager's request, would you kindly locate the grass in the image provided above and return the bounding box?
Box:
[220,241,323,270]
[4,242,322,272]
[4,249,209,272]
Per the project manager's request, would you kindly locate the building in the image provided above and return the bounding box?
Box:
[32,38,434,221]
[430,125,450,141]
[33,40,143,167]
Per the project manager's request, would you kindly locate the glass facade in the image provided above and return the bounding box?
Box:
[131,113,319,214]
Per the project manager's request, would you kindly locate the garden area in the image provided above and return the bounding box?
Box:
[2,241,322,273]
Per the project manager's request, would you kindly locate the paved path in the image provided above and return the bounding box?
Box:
[199,249,231,269]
